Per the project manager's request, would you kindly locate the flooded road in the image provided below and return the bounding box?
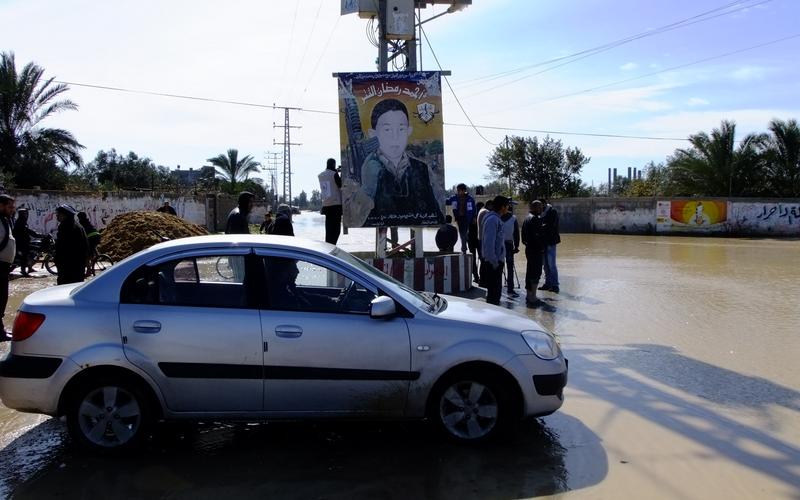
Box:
[1,212,798,499]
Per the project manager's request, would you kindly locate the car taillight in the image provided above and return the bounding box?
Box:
[12,312,46,341]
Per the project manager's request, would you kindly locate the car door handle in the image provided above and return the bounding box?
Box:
[275,325,303,338]
[133,320,161,333]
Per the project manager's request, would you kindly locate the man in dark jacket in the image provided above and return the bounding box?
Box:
[521,200,545,305]
[54,204,88,285]
[445,183,475,253]
[268,204,295,236]
[540,201,561,293]
[226,191,255,234]
[12,208,40,276]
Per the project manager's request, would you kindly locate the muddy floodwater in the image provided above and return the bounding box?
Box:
[1,212,798,499]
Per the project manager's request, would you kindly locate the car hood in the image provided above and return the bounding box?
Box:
[433,294,548,334]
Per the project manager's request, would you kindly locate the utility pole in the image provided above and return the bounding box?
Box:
[273,106,301,207]
[264,151,282,207]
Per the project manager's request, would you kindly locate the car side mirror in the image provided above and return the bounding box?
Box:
[370,296,396,318]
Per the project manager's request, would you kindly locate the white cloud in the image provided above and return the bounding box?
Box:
[620,62,638,71]
[687,97,709,107]
[731,66,768,81]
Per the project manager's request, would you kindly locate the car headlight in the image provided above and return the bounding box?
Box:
[521,330,561,360]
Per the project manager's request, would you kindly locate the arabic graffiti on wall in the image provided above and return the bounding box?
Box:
[11,193,206,235]
[729,202,800,235]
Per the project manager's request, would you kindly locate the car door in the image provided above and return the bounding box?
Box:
[119,250,265,413]
[256,251,413,416]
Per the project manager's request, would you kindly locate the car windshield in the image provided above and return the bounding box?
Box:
[330,247,433,310]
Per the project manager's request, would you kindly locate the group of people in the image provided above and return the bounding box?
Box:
[226,191,295,237]
[0,194,100,338]
[438,188,559,307]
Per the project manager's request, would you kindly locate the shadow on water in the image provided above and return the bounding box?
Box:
[567,344,800,492]
[12,416,606,499]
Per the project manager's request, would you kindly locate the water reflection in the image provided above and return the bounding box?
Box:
[13,416,605,499]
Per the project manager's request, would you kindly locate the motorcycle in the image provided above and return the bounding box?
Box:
[12,234,57,275]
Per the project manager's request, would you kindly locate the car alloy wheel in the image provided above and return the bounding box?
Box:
[438,379,500,440]
[67,378,152,452]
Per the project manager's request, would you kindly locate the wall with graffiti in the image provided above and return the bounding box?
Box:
[10,190,207,235]
[552,197,800,236]
[729,201,800,236]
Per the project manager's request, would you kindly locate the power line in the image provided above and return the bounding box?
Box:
[512,32,800,111]
[418,24,498,146]
[52,80,754,143]
[289,0,324,104]
[457,0,774,98]
[443,122,688,141]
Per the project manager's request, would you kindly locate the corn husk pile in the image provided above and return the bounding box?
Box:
[98,211,209,261]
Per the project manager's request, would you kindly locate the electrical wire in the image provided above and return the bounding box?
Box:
[501,32,800,113]
[418,24,498,146]
[301,15,341,96]
[52,80,749,142]
[458,0,774,97]
[288,0,324,103]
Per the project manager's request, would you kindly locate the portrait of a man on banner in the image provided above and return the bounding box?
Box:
[337,71,446,228]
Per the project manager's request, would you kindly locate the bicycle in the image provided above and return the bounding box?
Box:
[86,250,115,277]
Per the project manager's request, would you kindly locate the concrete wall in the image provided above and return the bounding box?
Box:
[9,190,274,235]
[548,197,800,237]
[9,190,799,238]
[11,190,207,234]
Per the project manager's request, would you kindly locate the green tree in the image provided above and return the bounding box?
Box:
[487,135,590,200]
[0,51,83,187]
[207,148,261,193]
[668,120,767,197]
[309,189,321,210]
[294,190,308,209]
[764,118,800,197]
[89,149,171,190]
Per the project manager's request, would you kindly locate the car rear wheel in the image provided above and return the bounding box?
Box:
[430,372,511,442]
[66,377,153,452]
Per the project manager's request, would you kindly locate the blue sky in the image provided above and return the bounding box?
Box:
[1,0,798,197]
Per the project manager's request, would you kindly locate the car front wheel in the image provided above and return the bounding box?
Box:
[66,377,153,452]
[431,372,511,442]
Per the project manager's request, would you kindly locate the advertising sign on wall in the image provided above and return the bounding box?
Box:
[656,200,729,233]
[337,71,446,228]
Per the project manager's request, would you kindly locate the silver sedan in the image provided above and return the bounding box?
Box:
[0,235,567,452]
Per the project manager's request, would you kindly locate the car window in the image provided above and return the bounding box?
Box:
[264,256,375,314]
[121,255,249,308]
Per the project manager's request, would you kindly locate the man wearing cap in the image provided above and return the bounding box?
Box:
[54,204,89,285]
[479,196,509,305]
[0,195,16,339]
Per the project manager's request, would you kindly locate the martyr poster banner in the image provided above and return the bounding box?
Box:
[337,71,446,228]
[656,200,729,233]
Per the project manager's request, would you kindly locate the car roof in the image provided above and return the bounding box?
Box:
[147,234,335,254]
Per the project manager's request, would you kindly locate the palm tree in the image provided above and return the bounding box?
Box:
[0,51,83,184]
[668,120,767,197]
[206,148,261,193]
[764,118,800,197]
